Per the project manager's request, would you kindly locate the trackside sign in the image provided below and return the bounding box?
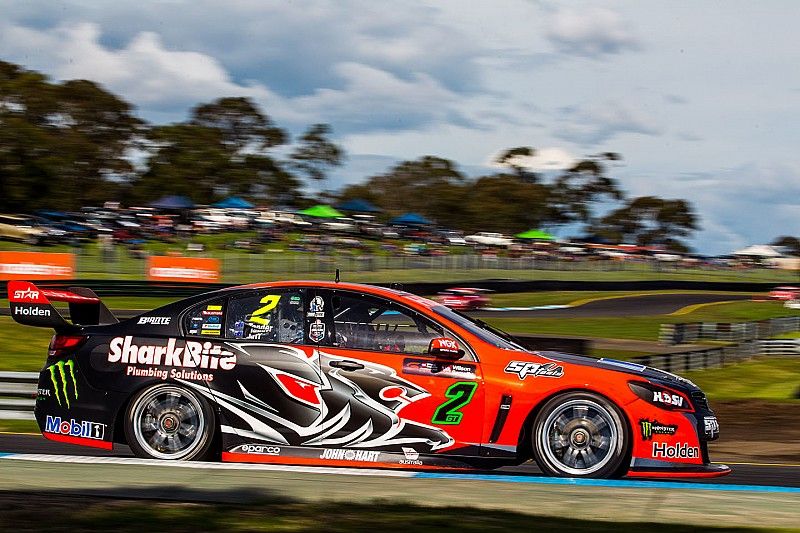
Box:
[0,252,75,280]
[146,256,220,282]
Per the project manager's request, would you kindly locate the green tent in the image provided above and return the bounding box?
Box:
[515,229,556,240]
[298,204,345,218]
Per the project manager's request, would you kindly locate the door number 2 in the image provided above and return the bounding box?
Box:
[432,381,477,425]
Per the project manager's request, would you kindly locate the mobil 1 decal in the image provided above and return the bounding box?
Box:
[432,381,478,425]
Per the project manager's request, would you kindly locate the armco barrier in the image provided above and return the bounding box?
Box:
[0,371,37,420]
[659,316,800,345]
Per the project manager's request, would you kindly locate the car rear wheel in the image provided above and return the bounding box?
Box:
[125,384,214,461]
[532,392,628,478]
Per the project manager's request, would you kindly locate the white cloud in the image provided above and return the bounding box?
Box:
[546,7,642,58]
[555,102,662,146]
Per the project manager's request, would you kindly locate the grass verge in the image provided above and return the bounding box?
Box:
[0,419,38,433]
[684,356,800,401]
[0,493,789,533]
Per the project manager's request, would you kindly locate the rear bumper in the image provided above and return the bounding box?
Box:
[627,463,731,479]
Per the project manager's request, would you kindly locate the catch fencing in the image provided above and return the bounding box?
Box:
[659,316,800,345]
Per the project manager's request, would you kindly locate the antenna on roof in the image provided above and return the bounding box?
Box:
[335,268,340,283]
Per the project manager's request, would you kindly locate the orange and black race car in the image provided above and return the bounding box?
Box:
[7,279,729,478]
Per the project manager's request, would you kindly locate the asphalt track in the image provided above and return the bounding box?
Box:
[1,433,798,488]
[471,293,753,318]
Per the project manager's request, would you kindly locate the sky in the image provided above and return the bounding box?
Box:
[1,0,799,254]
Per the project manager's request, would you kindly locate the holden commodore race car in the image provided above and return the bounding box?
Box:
[8,279,729,478]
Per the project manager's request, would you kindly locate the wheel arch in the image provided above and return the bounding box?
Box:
[112,379,222,457]
[516,386,633,471]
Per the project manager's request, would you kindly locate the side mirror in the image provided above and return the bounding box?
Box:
[428,337,464,359]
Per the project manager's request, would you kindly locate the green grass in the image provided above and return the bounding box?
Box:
[0,419,38,433]
[487,301,800,341]
[0,495,789,533]
[0,317,54,372]
[683,356,800,401]
[772,331,800,339]
[489,290,757,308]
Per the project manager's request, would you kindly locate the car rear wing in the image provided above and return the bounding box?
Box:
[6,280,118,330]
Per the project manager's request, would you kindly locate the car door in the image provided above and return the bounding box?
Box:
[310,289,485,460]
[192,288,333,451]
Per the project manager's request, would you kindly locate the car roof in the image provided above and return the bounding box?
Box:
[229,280,439,309]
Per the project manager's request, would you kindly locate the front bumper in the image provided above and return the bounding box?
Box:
[627,462,731,478]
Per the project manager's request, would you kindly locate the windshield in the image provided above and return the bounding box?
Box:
[431,305,525,351]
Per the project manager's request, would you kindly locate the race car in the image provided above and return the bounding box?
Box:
[433,287,491,311]
[7,279,729,478]
[768,286,800,301]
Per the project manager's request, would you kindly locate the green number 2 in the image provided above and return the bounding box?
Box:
[432,381,478,425]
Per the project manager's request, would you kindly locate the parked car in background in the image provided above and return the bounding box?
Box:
[434,287,492,311]
[464,232,514,247]
[0,214,61,245]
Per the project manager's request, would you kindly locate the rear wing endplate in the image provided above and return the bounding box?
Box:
[7,280,118,329]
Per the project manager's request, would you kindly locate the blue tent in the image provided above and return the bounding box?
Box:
[337,199,381,213]
[149,195,195,210]
[389,212,432,225]
[212,196,254,209]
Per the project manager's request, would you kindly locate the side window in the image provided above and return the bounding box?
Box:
[183,298,227,337]
[330,292,446,355]
[225,290,305,343]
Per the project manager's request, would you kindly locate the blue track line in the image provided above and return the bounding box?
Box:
[412,472,800,494]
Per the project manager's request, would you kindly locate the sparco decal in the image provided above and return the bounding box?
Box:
[320,449,380,462]
[652,442,699,459]
[639,419,677,440]
[504,361,563,379]
[45,415,105,440]
[234,444,281,455]
[47,359,78,408]
[108,336,236,370]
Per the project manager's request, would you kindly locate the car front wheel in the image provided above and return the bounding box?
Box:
[125,384,214,461]
[532,392,628,478]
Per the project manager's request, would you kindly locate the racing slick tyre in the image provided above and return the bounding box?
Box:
[532,391,629,478]
[125,384,215,461]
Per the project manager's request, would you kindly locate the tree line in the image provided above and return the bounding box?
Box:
[1,59,701,250]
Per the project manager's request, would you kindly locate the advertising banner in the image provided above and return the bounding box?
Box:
[0,252,75,280]
[147,256,220,282]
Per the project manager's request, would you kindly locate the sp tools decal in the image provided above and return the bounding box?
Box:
[639,419,677,440]
[47,359,78,408]
[504,361,563,379]
[704,416,720,438]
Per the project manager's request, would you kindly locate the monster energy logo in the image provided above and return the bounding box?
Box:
[639,419,677,440]
[47,360,78,408]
